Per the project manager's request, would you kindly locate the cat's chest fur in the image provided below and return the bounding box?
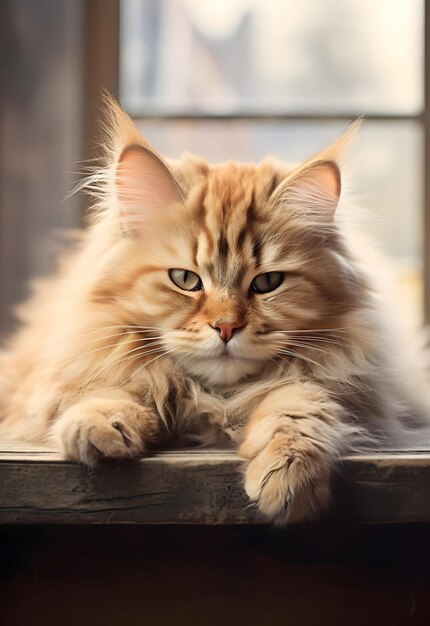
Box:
[148,361,300,444]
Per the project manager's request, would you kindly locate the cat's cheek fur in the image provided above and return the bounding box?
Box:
[239,382,361,523]
[50,397,159,466]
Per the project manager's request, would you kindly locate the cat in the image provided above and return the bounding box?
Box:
[0,95,429,524]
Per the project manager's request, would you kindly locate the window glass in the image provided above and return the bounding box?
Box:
[121,0,424,115]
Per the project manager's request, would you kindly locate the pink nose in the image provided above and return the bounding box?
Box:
[211,321,243,343]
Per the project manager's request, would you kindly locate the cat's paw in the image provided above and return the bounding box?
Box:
[52,398,159,465]
[240,432,331,524]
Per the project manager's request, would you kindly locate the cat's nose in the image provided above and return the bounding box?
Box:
[211,321,244,343]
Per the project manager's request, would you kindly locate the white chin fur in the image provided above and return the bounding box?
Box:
[180,356,263,387]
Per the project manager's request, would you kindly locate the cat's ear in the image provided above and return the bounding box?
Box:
[271,119,361,222]
[101,93,182,236]
[115,144,183,236]
[272,160,341,222]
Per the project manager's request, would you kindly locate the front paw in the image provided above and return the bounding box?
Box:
[240,432,332,524]
[51,398,158,465]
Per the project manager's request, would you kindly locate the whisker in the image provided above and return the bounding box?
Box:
[62,337,164,369]
[294,337,344,346]
[172,351,193,375]
[282,341,334,356]
[260,348,283,370]
[129,349,177,381]
[268,328,347,335]
[276,348,330,372]
[269,336,343,346]
[74,324,170,338]
[74,330,164,345]
[270,339,335,356]
[83,343,167,386]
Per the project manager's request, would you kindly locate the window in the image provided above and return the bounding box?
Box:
[120,0,425,330]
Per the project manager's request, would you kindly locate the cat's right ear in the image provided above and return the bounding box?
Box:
[270,119,361,224]
[115,144,183,237]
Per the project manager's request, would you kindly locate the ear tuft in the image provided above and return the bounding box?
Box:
[309,117,362,164]
[100,91,143,159]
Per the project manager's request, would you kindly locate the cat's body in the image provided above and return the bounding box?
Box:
[1,99,429,523]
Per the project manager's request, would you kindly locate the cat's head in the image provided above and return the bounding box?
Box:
[88,98,362,387]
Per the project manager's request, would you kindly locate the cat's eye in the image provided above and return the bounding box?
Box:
[168,269,203,291]
[250,271,284,294]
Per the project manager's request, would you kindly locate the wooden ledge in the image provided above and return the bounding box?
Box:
[1,442,430,525]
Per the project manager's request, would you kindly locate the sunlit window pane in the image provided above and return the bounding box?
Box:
[121,0,424,115]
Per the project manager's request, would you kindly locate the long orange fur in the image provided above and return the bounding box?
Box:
[1,97,429,523]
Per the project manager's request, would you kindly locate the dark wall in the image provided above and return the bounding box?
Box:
[0,0,119,336]
[0,0,86,334]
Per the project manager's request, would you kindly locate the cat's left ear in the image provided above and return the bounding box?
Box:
[271,119,361,222]
[115,144,183,236]
[272,160,341,222]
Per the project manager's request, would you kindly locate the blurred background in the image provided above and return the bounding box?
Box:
[0,0,427,334]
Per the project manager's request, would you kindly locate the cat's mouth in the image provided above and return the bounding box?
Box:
[178,342,266,385]
[200,352,246,362]
[207,344,255,362]
[219,350,238,361]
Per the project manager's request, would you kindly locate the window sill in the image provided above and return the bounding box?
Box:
[1,442,429,525]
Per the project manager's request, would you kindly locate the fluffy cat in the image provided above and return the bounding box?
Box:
[0,97,429,523]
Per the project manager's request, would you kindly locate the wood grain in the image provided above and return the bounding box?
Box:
[2,443,430,525]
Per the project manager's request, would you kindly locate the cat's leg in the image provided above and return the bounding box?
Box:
[239,381,358,524]
[50,389,159,465]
